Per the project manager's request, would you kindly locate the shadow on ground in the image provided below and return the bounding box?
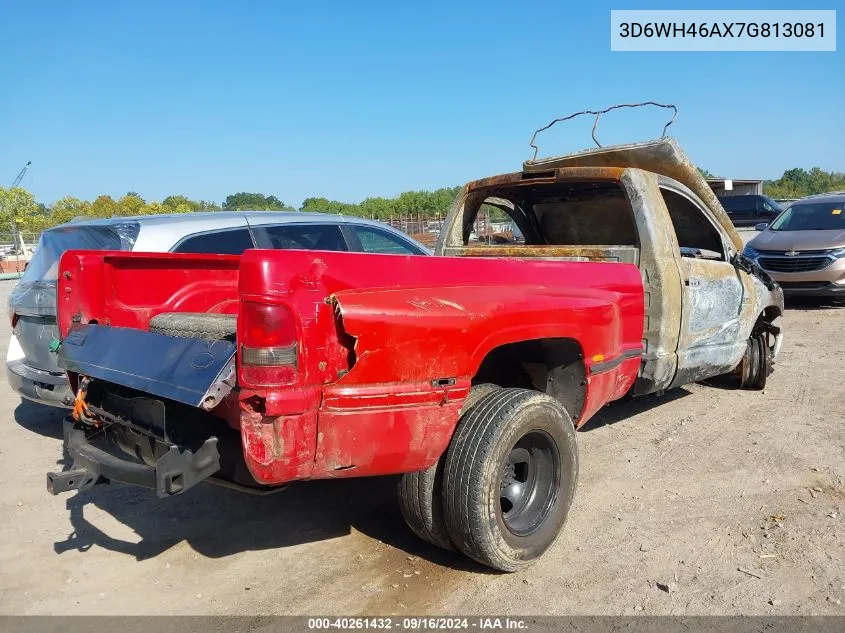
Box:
[784,297,845,311]
[51,458,481,571]
[14,399,65,439]
[579,388,692,432]
[45,389,699,570]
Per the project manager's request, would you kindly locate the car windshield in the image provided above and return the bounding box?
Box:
[769,201,845,231]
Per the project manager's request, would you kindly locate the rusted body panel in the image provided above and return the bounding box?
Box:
[447,246,634,262]
[619,169,685,393]
[436,140,784,396]
[465,166,626,191]
[57,248,644,485]
[522,138,744,253]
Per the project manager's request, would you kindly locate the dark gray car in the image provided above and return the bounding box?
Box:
[717,194,783,227]
[6,211,428,407]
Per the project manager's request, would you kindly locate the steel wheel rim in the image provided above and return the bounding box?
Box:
[499,430,560,537]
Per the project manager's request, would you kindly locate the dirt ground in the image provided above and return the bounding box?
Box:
[1,259,844,616]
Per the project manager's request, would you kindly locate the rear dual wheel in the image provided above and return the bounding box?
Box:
[442,388,578,571]
[397,384,500,551]
[398,387,578,571]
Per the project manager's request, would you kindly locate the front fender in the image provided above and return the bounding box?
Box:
[740,271,785,360]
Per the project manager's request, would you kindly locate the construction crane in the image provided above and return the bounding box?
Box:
[4,161,33,258]
[11,161,31,188]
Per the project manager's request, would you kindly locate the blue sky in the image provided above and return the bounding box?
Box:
[1,0,842,206]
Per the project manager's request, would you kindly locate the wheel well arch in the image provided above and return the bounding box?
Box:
[471,337,587,421]
[761,305,782,321]
[754,304,782,335]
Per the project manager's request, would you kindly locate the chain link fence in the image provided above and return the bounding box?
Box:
[379,211,514,248]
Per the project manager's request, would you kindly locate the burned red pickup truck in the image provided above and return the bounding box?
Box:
[48,138,783,571]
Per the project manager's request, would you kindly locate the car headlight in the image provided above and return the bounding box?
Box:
[742,245,761,260]
[828,247,845,259]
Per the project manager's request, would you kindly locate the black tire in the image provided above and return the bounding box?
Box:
[733,332,771,390]
[397,462,454,551]
[442,388,578,572]
[459,383,501,416]
[397,384,501,551]
[149,312,237,341]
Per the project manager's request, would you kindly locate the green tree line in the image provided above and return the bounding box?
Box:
[763,168,845,200]
[300,187,461,219]
[2,167,842,236]
[0,191,296,235]
[0,186,462,236]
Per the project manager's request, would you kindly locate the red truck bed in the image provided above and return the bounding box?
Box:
[57,248,644,484]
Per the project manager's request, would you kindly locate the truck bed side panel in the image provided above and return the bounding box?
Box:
[236,250,644,483]
[57,249,644,486]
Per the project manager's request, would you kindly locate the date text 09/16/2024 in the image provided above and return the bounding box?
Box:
[307,617,528,630]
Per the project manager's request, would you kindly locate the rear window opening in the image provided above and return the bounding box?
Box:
[457,180,640,264]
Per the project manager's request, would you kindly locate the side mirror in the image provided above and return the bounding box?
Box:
[754,222,769,232]
[732,252,753,274]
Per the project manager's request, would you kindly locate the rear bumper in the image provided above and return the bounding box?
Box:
[5,358,74,408]
[47,418,220,498]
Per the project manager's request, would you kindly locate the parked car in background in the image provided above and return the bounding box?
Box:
[717,194,783,227]
[6,212,428,407]
[743,192,845,297]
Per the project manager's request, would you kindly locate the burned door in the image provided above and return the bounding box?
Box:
[659,185,747,387]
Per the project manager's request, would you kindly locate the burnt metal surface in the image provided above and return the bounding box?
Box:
[522,138,743,253]
[463,166,626,194]
[669,257,746,388]
[450,245,638,265]
[436,150,784,396]
[620,169,684,394]
[528,102,678,156]
[58,324,236,408]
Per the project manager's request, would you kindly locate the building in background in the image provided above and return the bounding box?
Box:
[706,178,763,197]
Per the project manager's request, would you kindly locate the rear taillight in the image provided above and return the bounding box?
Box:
[239,301,299,386]
[10,311,18,329]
